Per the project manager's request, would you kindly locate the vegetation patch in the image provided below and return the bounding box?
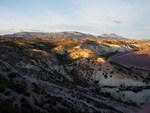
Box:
[55,52,74,64]
[101,51,119,60]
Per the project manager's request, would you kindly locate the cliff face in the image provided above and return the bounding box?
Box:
[0,37,150,113]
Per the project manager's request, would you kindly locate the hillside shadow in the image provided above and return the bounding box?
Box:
[109,51,150,70]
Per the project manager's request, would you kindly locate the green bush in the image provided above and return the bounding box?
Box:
[0,74,8,92]
[8,72,18,79]
[0,99,21,113]
[143,77,150,84]
[23,91,31,97]
[59,108,69,113]
[20,97,26,103]
[0,85,6,92]
[55,52,74,64]
[33,88,40,94]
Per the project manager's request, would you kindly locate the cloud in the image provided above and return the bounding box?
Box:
[148,27,150,30]
[111,19,121,24]
[0,27,19,35]
[6,28,15,31]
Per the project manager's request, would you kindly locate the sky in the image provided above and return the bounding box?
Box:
[0,0,150,39]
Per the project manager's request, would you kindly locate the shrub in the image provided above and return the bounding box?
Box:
[59,108,69,113]
[8,72,18,79]
[33,88,40,94]
[33,98,44,108]
[0,85,6,92]
[15,85,27,94]
[0,99,21,113]
[55,52,74,64]
[143,77,150,84]
[23,91,31,97]
[0,74,8,92]
[20,97,26,103]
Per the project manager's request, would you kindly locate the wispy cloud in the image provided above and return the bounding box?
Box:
[148,27,150,30]
[111,19,121,24]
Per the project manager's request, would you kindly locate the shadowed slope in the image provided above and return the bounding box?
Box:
[109,51,150,70]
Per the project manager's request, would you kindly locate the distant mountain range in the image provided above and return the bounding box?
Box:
[1,31,127,40]
[99,33,125,40]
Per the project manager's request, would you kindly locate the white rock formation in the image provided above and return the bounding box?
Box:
[80,42,131,55]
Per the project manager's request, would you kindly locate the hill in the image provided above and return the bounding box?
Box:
[1,31,127,40]
[2,31,95,38]
[109,51,150,70]
[98,33,126,40]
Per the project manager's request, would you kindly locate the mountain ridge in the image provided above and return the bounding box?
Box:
[98,33,125,40]
[1,31,128,40]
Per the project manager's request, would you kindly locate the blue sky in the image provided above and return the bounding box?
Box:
[0,0,150,39]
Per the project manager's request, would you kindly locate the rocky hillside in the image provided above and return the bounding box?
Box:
[0,37,150,113]
[1,31,127,40]
[98,33,126,40]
